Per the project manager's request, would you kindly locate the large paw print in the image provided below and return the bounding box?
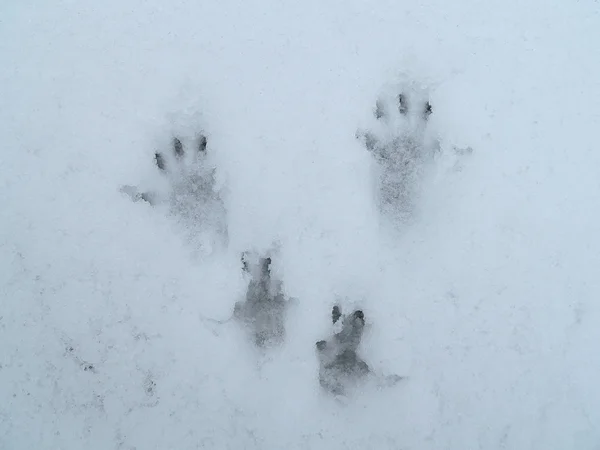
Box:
[357,83,440,221]
[120,132,227,246]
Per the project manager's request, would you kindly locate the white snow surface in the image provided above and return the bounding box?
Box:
[1,0,600,448]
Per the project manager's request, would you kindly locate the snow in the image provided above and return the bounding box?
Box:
[1,0,600,448]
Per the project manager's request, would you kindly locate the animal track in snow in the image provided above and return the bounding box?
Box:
[120,131,228,252]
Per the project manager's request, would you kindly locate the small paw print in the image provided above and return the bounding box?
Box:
[357,83,440,221]
[235,250,288,348]
[357,79,473,221]
[121,130,228,248]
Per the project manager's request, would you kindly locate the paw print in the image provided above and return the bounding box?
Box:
[121,131,228,248]
[234,250,288,348]
[358,80,475,222]
[315,305,370,396]
[357,82,440,221]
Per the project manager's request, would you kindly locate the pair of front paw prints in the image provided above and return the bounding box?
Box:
[121,81,473,249]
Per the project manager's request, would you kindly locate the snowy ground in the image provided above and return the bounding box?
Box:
[1,0,600,448]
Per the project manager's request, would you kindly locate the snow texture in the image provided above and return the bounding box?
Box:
[1,0,600,448]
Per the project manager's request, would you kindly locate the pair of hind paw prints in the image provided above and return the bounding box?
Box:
[120,132,227,246]
[223,252,403,396]
[357,84,474,221]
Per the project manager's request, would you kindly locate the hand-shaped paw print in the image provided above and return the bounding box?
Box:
[120,132,227,251]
